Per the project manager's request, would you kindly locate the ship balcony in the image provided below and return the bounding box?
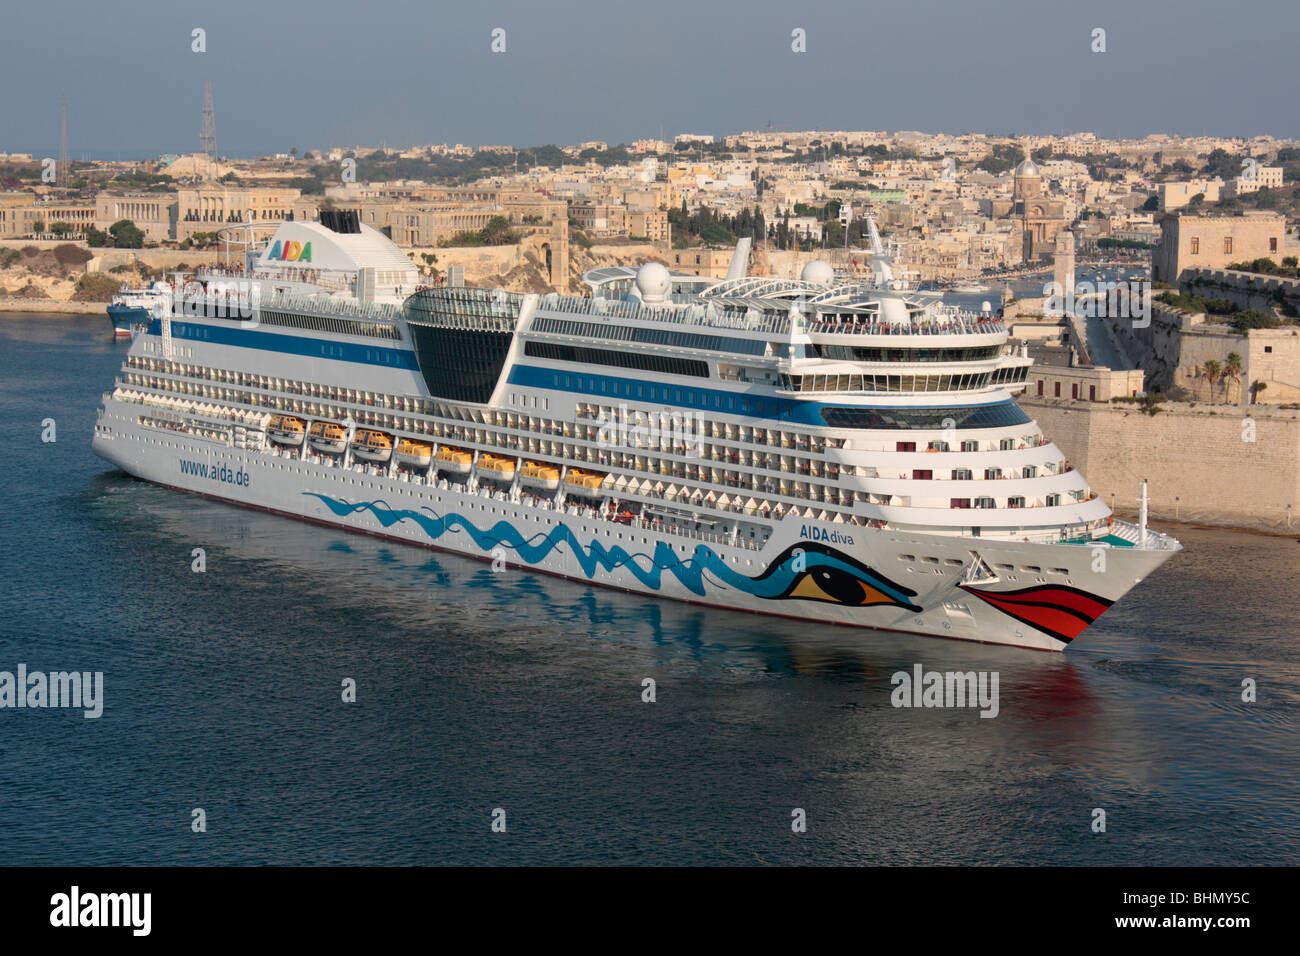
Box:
[856,494,1112,532]
[844,471,1086,500]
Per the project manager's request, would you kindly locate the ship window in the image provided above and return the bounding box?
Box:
[823,403,1031,431]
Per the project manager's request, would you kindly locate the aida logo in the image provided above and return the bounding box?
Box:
[798,525,855,546]
[267,239,312,262]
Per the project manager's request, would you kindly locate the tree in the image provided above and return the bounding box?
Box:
[32,218,44,235]
[1200,360,1221,402]
[50,222,73,236]
[1250,380,1268,404]
[85,227,109,247]
[1223,352,1243,402]
[1229,309,1278,334]
[109,219,145,249]
[1203,148,1242,179]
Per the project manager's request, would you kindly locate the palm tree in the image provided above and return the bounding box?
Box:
[1251,380,1268,404]
[1201,360,1221,402]
[1224,352,1243,403]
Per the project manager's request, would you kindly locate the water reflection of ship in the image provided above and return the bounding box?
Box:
[90,470,1104,688]
[87,467,1171,811]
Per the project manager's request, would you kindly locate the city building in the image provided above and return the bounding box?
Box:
[627,208,669,243]
[1152,212,1287,283]
[1158,179,1224,212]
[668,247,735,278]
[176,185,301,238]
[95,192,178,242]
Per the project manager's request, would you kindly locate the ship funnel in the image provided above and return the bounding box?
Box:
[726,237,752,280]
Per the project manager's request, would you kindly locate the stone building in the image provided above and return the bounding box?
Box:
[95,192,178,242]
[175,185,302,239]
[628,208,669,243]
[668,247,736,278]
[1151,212,1286,283]
[1027,364,1144,402]
[989,159,1068,261]
[1157,179,1223,212]
[0,195,96,238]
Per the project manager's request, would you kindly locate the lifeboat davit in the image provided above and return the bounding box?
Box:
[307,420,347,454]
[519,460,560,492]
[476,453,516,483]
[434,445,472,476]
[394,438,432,469]
[353,429,392,463]
[564,468,607,499]
[268,414,305,446]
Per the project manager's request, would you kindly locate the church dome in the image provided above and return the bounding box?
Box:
[1014,158,1041,178]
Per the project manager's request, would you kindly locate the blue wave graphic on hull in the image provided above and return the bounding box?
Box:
[303,492,921,611]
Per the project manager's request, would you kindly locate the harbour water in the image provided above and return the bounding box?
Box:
[1,313,1296,865]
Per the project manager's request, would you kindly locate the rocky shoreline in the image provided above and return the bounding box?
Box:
[0,299,109,313]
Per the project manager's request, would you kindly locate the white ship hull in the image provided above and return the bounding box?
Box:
[93,400,1175,652]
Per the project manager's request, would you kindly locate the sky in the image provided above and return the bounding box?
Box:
[3,0,1297,159]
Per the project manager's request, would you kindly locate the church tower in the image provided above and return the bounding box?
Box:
[1053,229,1076,302]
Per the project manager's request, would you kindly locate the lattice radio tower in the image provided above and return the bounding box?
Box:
[199,80,218,161]
[58,96,69,184]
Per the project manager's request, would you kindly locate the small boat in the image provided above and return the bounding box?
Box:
[519,460,561,492]
[476,452,516,482]
[352,429,392,463]
[951,281,990,294]
[268,414,306,446]
[307,420,348,454]
[434,445,472,476]
[106,281,170,337]
[394,438,432,469]
[564,468,607,499]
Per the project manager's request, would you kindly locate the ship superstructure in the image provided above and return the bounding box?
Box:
[92,216,1179,651]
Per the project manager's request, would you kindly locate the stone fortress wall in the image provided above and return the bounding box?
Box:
[1024,397,1300,530]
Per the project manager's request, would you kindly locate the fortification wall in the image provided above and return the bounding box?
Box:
[1024,397,1300,530]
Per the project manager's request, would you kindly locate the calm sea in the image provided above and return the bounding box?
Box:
[0,313,1295,865]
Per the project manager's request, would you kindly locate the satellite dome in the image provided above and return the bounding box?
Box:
[635,262,671,303]
[980,300,993,313]
[801,259,835,285]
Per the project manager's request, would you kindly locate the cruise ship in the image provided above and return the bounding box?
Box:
[91,213,1180,651]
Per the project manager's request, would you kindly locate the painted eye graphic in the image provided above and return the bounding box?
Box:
[747,543,921,611]
[786,566,899,607]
